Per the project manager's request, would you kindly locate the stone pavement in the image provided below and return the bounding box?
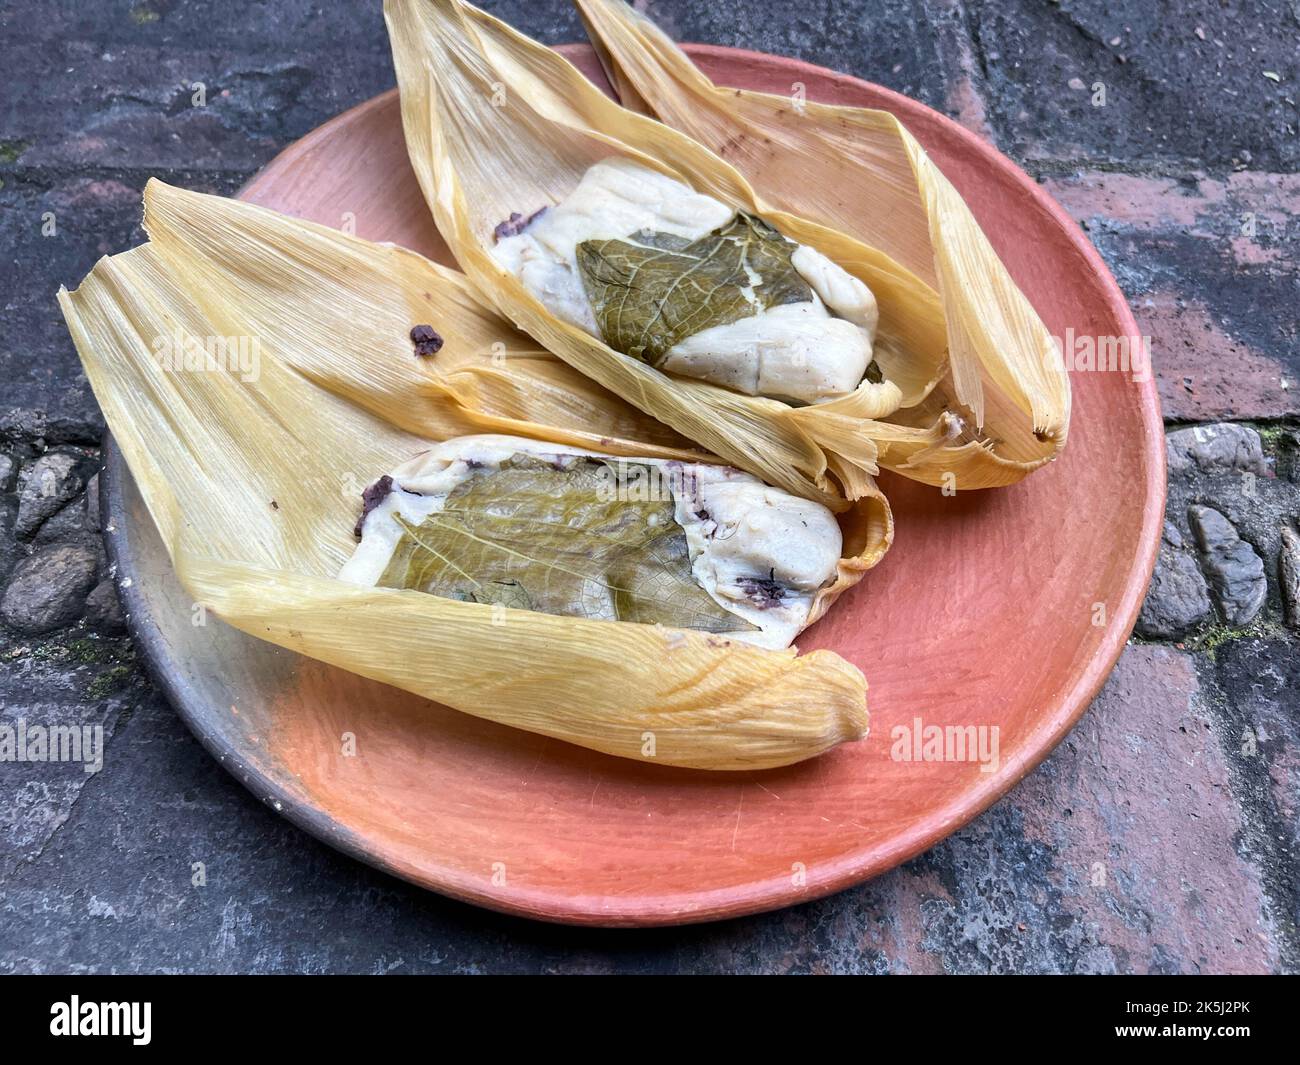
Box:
[1,0,1297,973]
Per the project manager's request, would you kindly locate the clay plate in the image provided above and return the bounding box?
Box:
[101,44,1165,926]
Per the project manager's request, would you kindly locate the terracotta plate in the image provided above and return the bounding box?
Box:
[101,44,1165,926]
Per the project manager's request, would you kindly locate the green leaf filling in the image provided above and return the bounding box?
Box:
[575,212,812,364]
[377,455,753,633]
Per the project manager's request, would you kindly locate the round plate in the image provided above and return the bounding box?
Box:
[102,43,1164,926]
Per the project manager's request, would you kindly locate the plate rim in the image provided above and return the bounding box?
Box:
[99,41,1166,927]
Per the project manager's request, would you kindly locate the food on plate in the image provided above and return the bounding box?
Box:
[58,181,884,769]
[342,434,845,649]
[492,159,879,404]
[385,0,1071,499]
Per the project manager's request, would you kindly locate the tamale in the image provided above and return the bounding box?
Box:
[345,434,848,649]
[573,0,1072,487]
[58,180,888,770]
[383,0,952,507]
[383,0,1069,495]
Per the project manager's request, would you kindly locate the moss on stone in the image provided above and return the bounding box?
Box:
[1191,616,1287,658]
[1254,420,1297,457]
[87,664,133,700]
[24,626,136,669]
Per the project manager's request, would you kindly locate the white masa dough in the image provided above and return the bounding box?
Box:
[339,434,843,649]
[491,159,878,403]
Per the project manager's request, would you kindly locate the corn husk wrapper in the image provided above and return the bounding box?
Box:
[58,180,889,770]
[383,0,967,507]
[572,0,1071,488]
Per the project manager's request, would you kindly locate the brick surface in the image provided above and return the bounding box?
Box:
[1,0,1297,973]
[966,0,1300,172]
[1045,171,1300,422]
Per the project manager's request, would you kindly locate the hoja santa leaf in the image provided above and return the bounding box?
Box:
[379,455,753,631]
[575,212,811,365]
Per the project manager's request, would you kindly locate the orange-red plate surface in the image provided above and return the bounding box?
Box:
[102,44,1164,926]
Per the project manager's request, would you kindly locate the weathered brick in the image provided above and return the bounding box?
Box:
[967,0,1300,171]
[631,0,951,110]
[1046,171,1300,421]
[1212,637,1300,968]
[1003,645,1279,973]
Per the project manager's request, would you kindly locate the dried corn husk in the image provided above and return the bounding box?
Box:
[384,0,961,507]
[58,180,888,769]
[573,0,1071,487]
